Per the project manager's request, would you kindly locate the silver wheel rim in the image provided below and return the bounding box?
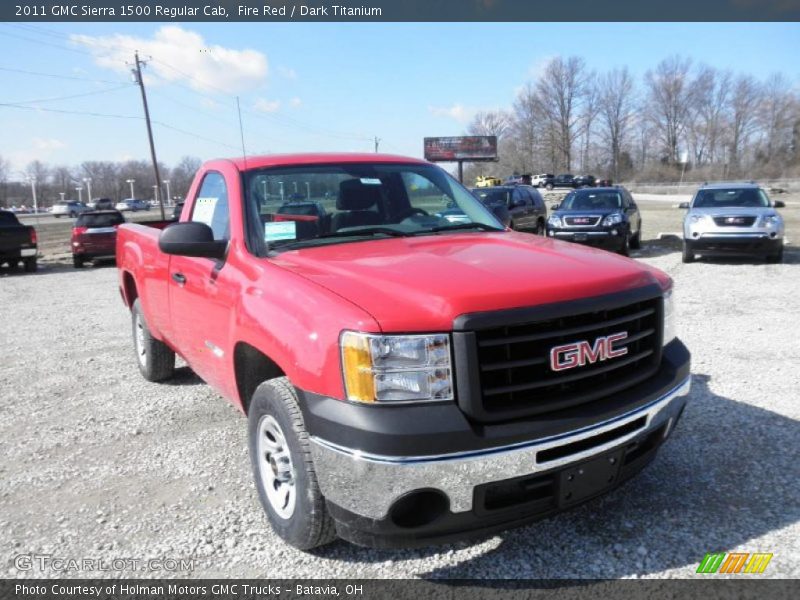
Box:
[257,415,296,519]
[134,314,147,367]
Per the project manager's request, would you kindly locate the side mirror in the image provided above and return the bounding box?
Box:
[550,203,560,210]
[490,204,512,228]
[678,202,690,209]
[774,200,785,208]
[159,222,227,260]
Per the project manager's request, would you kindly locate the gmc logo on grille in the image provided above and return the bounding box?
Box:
[573,217,592,224]
[725,217,745,224]
[550,332,629,371]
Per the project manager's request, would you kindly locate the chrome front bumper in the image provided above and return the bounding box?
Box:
[310,377,691,520]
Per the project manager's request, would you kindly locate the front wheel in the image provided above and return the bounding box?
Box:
[73,256,84,269]
[248,377,336,550]
[618,234,630,256]
[535,220,545,235]
[766,245,783,264]
[131,299,175,381]
[682,240,695,263]
[545,183,554,191]
[630,229,641,250]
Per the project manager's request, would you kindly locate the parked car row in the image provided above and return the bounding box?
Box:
[530,173,601,190]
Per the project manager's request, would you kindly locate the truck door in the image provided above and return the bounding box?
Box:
[167,171,238,394]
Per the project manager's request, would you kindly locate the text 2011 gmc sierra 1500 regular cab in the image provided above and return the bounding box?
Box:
[117,154,691,550]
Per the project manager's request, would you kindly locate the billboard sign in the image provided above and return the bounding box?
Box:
[424,136,498,162]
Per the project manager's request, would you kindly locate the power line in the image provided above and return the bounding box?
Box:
[0,66,128,85]
[8,85,132,106]
[0,103,142,120]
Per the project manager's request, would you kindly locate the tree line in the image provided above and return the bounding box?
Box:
[0,156,202,208]
[464,55,800,184]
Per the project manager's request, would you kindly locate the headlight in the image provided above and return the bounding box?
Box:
[602,213,624,226]
[762,214,782,226]
[689,214,705,223]
[340,332,453,403]
[547,215,562,228]
[663,288,676,346]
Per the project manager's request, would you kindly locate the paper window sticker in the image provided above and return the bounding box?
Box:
[193,197,219,226]
[264,221,297,242]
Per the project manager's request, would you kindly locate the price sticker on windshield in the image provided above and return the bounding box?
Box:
[264,221,297,242]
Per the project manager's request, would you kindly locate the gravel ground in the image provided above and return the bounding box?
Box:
[1,238,798,579]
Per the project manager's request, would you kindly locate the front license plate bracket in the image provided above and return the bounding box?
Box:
[558,448,624,506]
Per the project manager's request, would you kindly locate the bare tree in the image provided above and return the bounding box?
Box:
[579,73,599,173]
[644,55,695,165]
[466,110,512,140]
[535,56,591,171]
[757,73,796,167]
[598,67,637,180]
[169,156,202,200]
[727,74,762,172]
[688,65,732,168]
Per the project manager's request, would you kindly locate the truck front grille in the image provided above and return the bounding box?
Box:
[453,287,663,422]
[564,216,602,227]
[712,216,756,227]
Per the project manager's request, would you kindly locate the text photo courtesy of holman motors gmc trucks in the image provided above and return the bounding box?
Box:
[117,153,690,550]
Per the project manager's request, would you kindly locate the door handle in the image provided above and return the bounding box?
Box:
[171,272,186,285]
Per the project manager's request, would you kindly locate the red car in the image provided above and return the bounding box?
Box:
[117,153,690,550]
[71,210,125,268]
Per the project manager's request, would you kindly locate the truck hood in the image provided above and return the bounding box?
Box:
[272,232,667,332]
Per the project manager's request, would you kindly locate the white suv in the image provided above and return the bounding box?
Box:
[680,183,785,263]
[52,201,90,218]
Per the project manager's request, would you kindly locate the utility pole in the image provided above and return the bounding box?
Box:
[374,136,380,153]
[132,51,165,220]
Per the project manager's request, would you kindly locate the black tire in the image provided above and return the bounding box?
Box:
[766,245,783,264]
[630,229,641,250]
[70,212,76,218]
[618,234,630,256]
[682,240,695,263]
[535,219,545,236]
[73,256,84,269]
[545,183,554,191]
[248,377,337,550]
[23,258,37,273]
[509,220,516,231]
[131,298,175,382]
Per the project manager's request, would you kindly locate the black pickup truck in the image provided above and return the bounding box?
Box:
[0,210,38,272]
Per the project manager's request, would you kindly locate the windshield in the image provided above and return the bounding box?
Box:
[692,188,770,208]
[470,188,511,206]
[244,162,503,253]
[560,191,622,210]
[76,212,125,228]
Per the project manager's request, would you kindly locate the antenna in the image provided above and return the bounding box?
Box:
[236,96,247,168]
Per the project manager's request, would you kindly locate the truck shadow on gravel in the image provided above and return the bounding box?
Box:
[314,373,799,580]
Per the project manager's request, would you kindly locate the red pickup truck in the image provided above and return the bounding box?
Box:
[117,153,691,550]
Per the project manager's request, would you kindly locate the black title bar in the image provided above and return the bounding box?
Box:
[4,0,800,22]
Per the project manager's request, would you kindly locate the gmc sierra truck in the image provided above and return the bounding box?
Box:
[117,153,691,550]
[0,210,37,272]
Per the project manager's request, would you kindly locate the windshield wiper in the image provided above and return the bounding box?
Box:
[318,227,412,239]
[428,222,504,233]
